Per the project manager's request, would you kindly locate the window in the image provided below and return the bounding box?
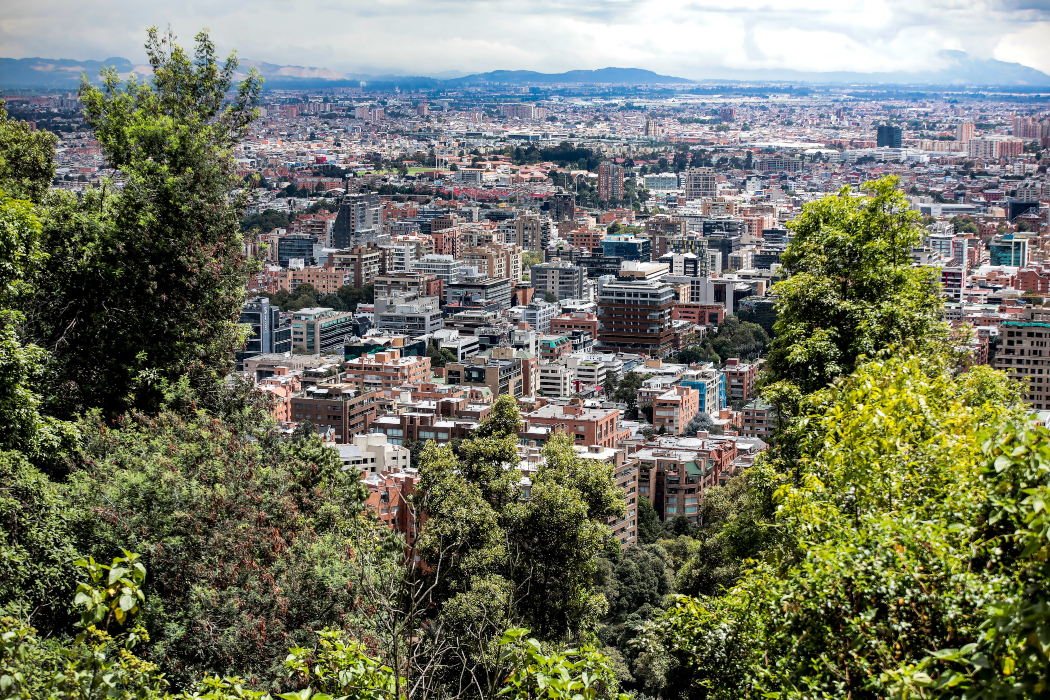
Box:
[386,428,404,437]
[418,430,436,439]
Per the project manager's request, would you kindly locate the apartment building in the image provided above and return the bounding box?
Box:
[333,192,381,247]
[291,308,356,354]
[723,358,759,403]
[681,167,717,200]
[414,254,462,286]
[576,445,645,548]
[374,272,442,300]
[373,294,444,335]
[445,347,525,397]
[551,311,599,337]
[993,307,1050,409]
[598,161,625,201]
[343,348,431,393]
[521,300,559,333]
[741,399,773,439]
[653,385,701,436]
[538,361,574,397]
[531,260,585,301]
[331,245,382,289]
[461,244,523,282]
[596,277,677,356]
[293,384,380,443]
[520,399,627,448]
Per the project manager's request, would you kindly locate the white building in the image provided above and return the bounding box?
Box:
[538,361,574,397]
[333,433,411,474]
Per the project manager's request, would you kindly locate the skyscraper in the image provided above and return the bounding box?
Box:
[876,124,902,148]
[681,167,717,200]
[956,122,975,144]
[333,192,381,248]
[597,162,625,202]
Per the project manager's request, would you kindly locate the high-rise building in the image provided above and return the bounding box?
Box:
[596,277,677,356]
[681,167,717,200]
[877,124,903,148]
[333,192,381,248]
[597,162,625,202]
[531,260,585,301]
[718,107,736,122]
[549,193,576,223]
[644,118,662,139]
[994,307,1050,410]
[236,297,291,369]
[956,122,975,144]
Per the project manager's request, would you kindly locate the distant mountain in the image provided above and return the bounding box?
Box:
[2,51,1047,90]
[448,67,692,85]
[700,52,1050,86]
[0,56,150,88]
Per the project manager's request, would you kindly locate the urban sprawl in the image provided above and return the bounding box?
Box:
[10,82,1050,545]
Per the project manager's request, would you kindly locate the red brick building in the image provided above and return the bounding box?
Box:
[672,303,725,326]
[520,399,629,448]
[723,358,760,403]
[551,312,600,336]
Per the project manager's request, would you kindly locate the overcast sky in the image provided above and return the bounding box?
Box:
[2,0,1049,78]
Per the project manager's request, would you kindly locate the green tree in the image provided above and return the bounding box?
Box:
[638,352,1028,699]
[544,291,559,303]
[416,396,625,659]
[64,409,373,691]
[764,176,947,395]
[20,28,262,418]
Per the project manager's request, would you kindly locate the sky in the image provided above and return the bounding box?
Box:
[1,0,1049,79]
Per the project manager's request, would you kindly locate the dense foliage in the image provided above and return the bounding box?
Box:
[674,316,769,367]
[764,176,946,394]
[18,29,262,419]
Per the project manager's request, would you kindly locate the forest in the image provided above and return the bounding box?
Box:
[1,28,1049,700]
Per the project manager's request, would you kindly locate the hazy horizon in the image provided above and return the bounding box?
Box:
[1,1,1049,81]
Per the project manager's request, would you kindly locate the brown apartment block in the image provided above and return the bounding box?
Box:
[293,384,380,443]
[740,399,773,439]
[550,312,600,337]
[723,358,760,402]
[994,307,1050,409]
[596,277,677,356]
[520,398,629,449]
[331,245,382,289]
[344,349,431,393]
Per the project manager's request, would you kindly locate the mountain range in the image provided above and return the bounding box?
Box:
[2,51,1048,90]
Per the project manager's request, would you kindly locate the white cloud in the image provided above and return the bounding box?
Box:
[0,0,1047,78]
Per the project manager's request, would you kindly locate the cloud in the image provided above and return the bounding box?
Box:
[0,0,1047,78]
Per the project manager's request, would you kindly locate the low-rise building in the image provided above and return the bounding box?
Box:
[520,398,628,448]
[741,399,773,439]
[653,385,701,436]
[344,348,431,393]
[723,358,760,403]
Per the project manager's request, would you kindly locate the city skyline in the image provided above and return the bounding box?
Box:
[1,0,1049,82]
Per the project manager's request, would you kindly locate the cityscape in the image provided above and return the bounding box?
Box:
[2,8,1050,700]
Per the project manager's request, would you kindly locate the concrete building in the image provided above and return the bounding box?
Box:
[414,254,462,286]
[333,192,381,247]
[294,385,380,443]
[538,361,574,397]
[654,385,701,436]
[722,358,759,403]
[596,277,677,356]
[521,300,559,333]
[681,167,717,200]
[373,295,444,335]
[446,276,513,310]
[598,161,625,201]
[741,399,773,439]
[994,307,1050,410]
[336,432,411,472]
[291,308,356,354]
[445,347,525,397]
[531,260,586,301]
[331,245,382,289]
[520,398,628,449]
